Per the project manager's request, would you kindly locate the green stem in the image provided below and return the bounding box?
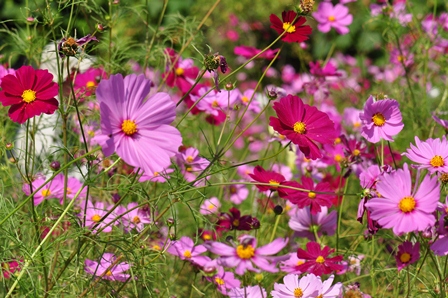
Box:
[269,214,281,243]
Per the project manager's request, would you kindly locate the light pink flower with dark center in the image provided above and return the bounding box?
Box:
[359,96,404,143]
[204,235,288,275]
[312,2,353,35]
[84,253,131,282]
[365,163,440,235]
[95,74,182,175]
[403,136,448,174]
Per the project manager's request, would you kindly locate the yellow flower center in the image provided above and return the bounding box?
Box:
[175,67,184,76]
[152,244,161,251]
[372,113,386,126]
[203,234,212,240]
[316,256,325,264]
[183,250,192,259]
[397,55,405,62]
[132,216,141,224]
[105,270,113,276]
[22,89,36,103]
[88,130,95,137]
[328,15,336,22]
[269,179,280,187]
[91,214,101,222]
[430,155,444,167]
[334,154,343,162]
[334,137,341,144]
[236,244,255,259]
[233,219,240,227]
[282,22,296,33]
[207,204,215,210]
[212,100,219,108]
[353,149,361,156]
[308,192,316,199]
[186,156,194,163]
[353,121,361,128]
[398,196,416,213]
[121,119,138,136]
[296,260,305,266]
[41,189,51,197]
[241,96,249,103]
[66,187,72,195]
[294,288,303,298]
[400,252,411,263]
[215,277,225,285]
[293,122,307,134]
[86,81,96,88]
[153,171,160,176]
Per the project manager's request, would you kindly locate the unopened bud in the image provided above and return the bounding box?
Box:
[97,23,105,32]
[50,161,60,171]
[166,218,175,227]
[273,205,283,215]
[225,82,234,90]
[267,88,278,100]
[5,143,14,150]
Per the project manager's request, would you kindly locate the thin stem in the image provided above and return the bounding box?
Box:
[269,214,281,243]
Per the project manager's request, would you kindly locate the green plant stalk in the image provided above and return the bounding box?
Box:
[269,214,282,243]
[142,0,168,71]
[336,173,349,253]
[5,181,87,297]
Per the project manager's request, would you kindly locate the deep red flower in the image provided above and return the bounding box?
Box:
[285,177,333,214]
[0,66,58,123]
[296,242,343,276]
[249,165,298,197]
[270,11,312,43]
[216,207,260,232]
[269,94,338,159]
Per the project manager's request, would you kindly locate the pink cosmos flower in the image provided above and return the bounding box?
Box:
[95,73,182,175]
[1,259,22,279]
[432,113,448,130]
[343,107,363,132]
[0,65,15,84]
[23,173,64,206]
[403,136,448,174]
[359,96,404,143]
[192,87,239,116]
[234,45,279,60]
[200,197,221,215]
[163,48,200,93]
[285,177,334,215]
[269,94,338,159]
[204,266,241,295]
[312,2,353,35]
[271,273,320,298]
[270,11,312,43]
[78,200,118,233]
[365,164,440,235]
[117,202,151,232]
[0,66,58,124]
[84,253,131,282]
[228,286,267,298]
[227,183,249,204]
[73,67,107,99]
[289,206,337,240]
[167,236,209,267]
[396,241,420,271]
[138,168,174,183]
[248,165,296,198]
[204,235,288,275]
[296,242,344,276]
[279,253,306,274]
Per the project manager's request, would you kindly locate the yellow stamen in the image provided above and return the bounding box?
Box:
[86,81,96,88]
[132,216,141,224]
[282,22,296,33]
[400,252,411,263]
[22,89,36,103]
[398,196,416,213]
[183,250,192,258]
[293,122,306,134]
[212,100,219,108]
[236,245,255,259]
[328,16,336,22]
[372,113,386,126]
[105,270,113,276]
[316,256,325,264]
[121,119,138,136]
[430,155,444,167]
[175,67,184,76]
[91,214,101,222]
[41,189,51,197]
[294,288,304,298]
[241,96,249,103]
[334,154,343,163]
[186,156,194,163]
[308,192,316,199]
[353,149,360,156]
[215,277,225,285]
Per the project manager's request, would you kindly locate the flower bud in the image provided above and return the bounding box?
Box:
[273,205,283,215]
[166,218,175,227]
[5,142,14,150]
[50,161,60,171]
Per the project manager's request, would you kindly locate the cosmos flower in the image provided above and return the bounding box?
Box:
[249,165,296,197]
[228,286,267,298]
[270,11,312,43]
[0,66,58,124]
[289,206,337,240]
[233,45,279,60]
[296,242,344,276]
[73,67,107,99]
[403,136,448,174]
[84,253,131,282]
[204,266,241,295]
[23,173,64,206]
[365,164,440,235]
[78,200,118,233]
[117,202,151,232]
[94,73,182,176]
[269,94,338,159]
[163,48,200,93]
[359,96,404,143]
[200,197,221,215]
[396,241,420,271]
[312,2,353,35]
[167,236,209,267]
[285,177,334,214]
[271,273,320,298]
[204,235,288,275]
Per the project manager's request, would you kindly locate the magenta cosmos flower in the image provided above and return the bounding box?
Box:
[23,173,64,206]
[403,136,448,174]
[270,11,312,43]
[396,241,420,271]
[84,253,131,282]
[167,236,209,267]
[312,2,353,35]
[204,235,288,275]
[249,165,297,198]
[359,96,404,143]
[117,202,151,232]
[296,242,344,276]
[78,200,118,233]
[95,74,182,175]
[365,164,440,235]
[0,66,58,123]
[269,94,338,159]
